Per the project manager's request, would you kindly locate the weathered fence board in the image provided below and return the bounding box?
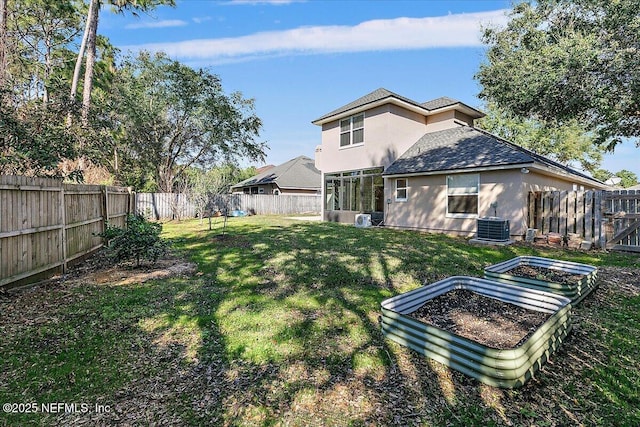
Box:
[137,193,321,219]
[136,193,196,220]
[603,190,640,252]
[0,175,132,290]
[529,190,640,251]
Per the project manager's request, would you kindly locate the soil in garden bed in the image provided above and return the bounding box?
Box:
[505,265,585,285]
[409,289,551,349]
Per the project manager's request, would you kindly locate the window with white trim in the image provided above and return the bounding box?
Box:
[395,178,408,201]
[339,114,364,147]
[447,174,479,216]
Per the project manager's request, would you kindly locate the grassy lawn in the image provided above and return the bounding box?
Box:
[1,216,639,426]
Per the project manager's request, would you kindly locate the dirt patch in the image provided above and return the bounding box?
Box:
[409,289,551,349]
[505,265,585,285]
[84,258,198,286]
[0,250,198,299]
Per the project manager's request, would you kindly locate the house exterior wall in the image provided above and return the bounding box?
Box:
[383,169,598,238]
[423,110,471,132]
[316,104,477,223]
[316,105,428,174]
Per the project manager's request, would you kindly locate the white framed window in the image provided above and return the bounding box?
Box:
[339,113,364,147]
[258,187,265,194]
[395,178,408,201]
[447,174,479,217]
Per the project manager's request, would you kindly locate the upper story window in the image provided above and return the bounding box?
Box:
[340,114,364,147]
[447,173,479,216]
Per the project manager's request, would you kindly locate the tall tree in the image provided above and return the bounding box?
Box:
[71,0,174,123]
[0,0,7,88]
[477,103,604,173]
[476,0,640,150]
[108,52,267,192]
[12,0,80,105]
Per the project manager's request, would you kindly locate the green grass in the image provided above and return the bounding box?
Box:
[1,216,639,426]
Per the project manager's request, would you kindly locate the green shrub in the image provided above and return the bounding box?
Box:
[99,214,168,267]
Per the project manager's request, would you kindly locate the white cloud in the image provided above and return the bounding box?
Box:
[192,16,213,24]
[123,10,508,63]
[125,19,188,29]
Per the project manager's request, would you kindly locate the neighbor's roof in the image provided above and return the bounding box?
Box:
[312,88,484,125]
[383,126,605,187]
[231,155,321,190]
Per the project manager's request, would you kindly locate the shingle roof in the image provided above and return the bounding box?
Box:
[383,126,600,185]
[312,88,420,123]
[232,156,321,190]
[312,88,484,124]
[421,96,460,110]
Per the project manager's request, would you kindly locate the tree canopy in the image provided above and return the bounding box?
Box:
[108,52,266,192]
[476,0,640,150]
[0,0,267,187]
[477,103,604,173]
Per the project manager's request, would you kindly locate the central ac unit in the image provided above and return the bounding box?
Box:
[355,213,372,228]
[477,217,510,241]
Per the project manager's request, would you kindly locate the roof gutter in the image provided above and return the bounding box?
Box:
[527,164,608,189]
[382,162,534,179]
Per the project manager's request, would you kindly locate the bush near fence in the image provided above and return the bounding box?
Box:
[0,175,133,290]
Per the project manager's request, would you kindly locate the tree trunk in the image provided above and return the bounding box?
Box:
[70,0,94,102]
[0,0,8,89]
[81,0,99,124]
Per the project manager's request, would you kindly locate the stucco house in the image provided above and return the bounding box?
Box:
[313,88,607,239]
[231,155,321,195]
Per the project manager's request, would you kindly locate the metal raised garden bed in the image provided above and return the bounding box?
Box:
[484,256,598,304]
[380,276,572,389]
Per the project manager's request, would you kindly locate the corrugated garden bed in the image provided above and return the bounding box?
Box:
[1,217,638,426]
[409,289,551,349]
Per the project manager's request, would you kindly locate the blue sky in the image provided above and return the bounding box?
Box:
[99,0,639,179]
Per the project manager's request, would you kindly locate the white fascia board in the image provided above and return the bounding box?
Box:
[312,98,428,126]
[313,99,484,126]
[382,163,534,179]
[527,164,607,189]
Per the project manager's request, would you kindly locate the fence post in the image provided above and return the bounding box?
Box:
[102,185,109,233]
[594,190,603,248]
[128,187,134,217]
[59,182,67,274]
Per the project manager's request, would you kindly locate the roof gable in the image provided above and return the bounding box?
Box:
[312,88,484,125]
[232,156,321,190]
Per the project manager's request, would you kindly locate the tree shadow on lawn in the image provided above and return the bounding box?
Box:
[158,218,542,425]
[0,268,236,426]
[4,218,635,426]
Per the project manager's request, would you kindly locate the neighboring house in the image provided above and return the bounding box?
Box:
[312,88,607,238]
[231,155,321,195]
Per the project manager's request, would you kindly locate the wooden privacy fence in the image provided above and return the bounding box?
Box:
[528,190,640,251]
[222,194,321,215]
[137,193,321,219]
[0,175,134,290]
[136,193,196,220]
[602,190,640,252]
